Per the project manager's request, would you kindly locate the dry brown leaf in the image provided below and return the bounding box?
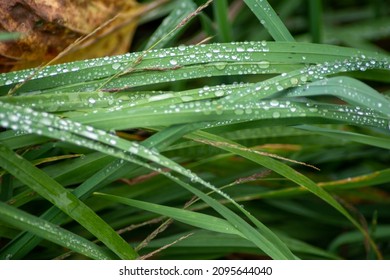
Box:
[0,0,162,72]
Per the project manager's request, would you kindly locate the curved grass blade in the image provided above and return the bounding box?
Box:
[0,201,111,260]
[0,143,137,260]
[228,56,390,103]
[144,0,197,49]
[285,76,390,117]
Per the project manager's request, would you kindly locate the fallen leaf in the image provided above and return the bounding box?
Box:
[0,0,163,72]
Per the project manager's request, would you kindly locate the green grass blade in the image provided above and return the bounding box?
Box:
[94,193,244,237]
[145,230,341,259]
[296,125,390,149]
[309,0,323,43]
[285,76,390,117]
[144,0,197,49]
[243,0,295,41]
[0,201,111,260]
[213,0,233,42]
[0,143,137,260]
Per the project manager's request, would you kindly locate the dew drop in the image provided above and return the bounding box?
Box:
[181,95,194,102]
[234,108,244,115]
[9,114,19,122]
[214,62,227,70]
[169,59,178,66]
[214,90,225,97]
[300,75,308,82]
[270,100,279,107]
[290,77,299,85]
[272,112,281,118]
[129,146,139,154]
[148,93,173,102]
[112,63,121,70]
[1,120,9,127]
[276,85,284,91]
[258,60,270,69]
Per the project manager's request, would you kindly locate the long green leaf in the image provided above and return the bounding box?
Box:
[94,193,244,237]
[243,0,295,41]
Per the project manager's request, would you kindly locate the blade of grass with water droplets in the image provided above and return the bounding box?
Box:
[0,143,137,260]
[285,77,390,117]
[69,98,389,131]
[0,201,112,260]
[243,0,295,42]
[227,56,390,103]
[144,0,197,49]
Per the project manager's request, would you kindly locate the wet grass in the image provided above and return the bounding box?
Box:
[0,0,389,260]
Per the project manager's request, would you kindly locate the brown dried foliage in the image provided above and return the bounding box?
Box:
[0,0,149,72]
